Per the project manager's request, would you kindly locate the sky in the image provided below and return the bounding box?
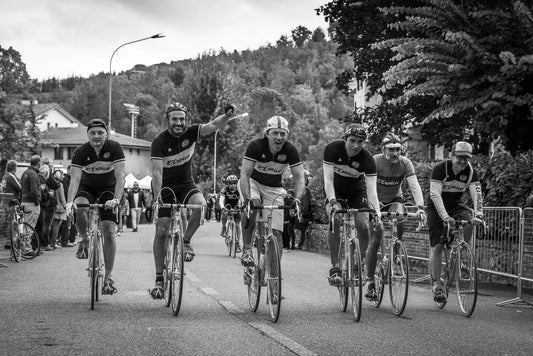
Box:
[0,0,330,81]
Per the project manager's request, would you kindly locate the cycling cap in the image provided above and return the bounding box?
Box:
[382,133,402,148]
[165,102,188,115]
[87,119,108,132]
[264,116,289,134]
[226,175,238,184]
[343,123,367,139]
[453,141,473,157]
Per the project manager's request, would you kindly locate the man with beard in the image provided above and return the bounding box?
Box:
[427,141,483,304]
[66,119,125,295]
[364,133,426,301]
[239,116,305,304]
[322,123,381,287]
[149,101,235,299]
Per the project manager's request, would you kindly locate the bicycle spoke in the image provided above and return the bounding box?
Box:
[456,243,478,317]
[171,233,185,316]
[350,239,362,322]
[266,235,282,322]
[164,237,173,307]
[389,241,409,316]
[246,235,261,312]
[337,240,348,312]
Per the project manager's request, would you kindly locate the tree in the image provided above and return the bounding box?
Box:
[311,27,327,42]
[0,46,30,93]
[291,25,312,47]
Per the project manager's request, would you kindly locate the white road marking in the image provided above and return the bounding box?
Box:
[186,270,201,282]
[202,287,218,295]
[249,322,317,356]
[219,300,245,314]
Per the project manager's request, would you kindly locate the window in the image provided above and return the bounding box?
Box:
[67,147,74,160]
[54,147,63,160]
[137,149,140,155]
[129,149,133,155]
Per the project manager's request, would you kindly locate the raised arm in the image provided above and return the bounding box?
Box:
[199,103,236,137]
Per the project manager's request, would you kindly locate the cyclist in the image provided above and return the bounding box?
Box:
[66,119,125,295]
[365,133,426,301]
[427,141,483,303]
[239,116,305,302]
[149,101,235,299]
[219,174,242,253]
[322,123,381,287]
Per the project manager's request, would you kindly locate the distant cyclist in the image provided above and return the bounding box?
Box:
[365,133,426,301]
[219,174,242,253]
[322,123,381,287]
[427,141,483,303]
[66,119,125,295]
[149,101,235,299]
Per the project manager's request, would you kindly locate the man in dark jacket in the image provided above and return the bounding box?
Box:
[296,171,314,249]
[127,181,146,232]
[20,155,42,229]
[36,158,60,251]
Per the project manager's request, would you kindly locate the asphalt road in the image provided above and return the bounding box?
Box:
[1,221,532,356]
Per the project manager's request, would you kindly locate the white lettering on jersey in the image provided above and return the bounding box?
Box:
[255,161,286,175]
[163,144,195,168]
[83,161,115,174]
[333,164,364,178]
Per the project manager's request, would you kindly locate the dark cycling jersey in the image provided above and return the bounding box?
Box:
[374,153,416,203]
[71,140,125,189]
[151,125,202,187]
[243,136,302,187]
[428,160,479,210]
[323,140,376,198]
[221,186,240,208]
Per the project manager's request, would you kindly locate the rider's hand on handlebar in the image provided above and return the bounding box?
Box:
[66,202,76,216]
[416,208,427,225]
[224,102,236,117]
[443,215,455,224]
[105,198,119,210]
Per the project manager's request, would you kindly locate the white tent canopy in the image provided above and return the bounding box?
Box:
[124,173,138,189]
[124,173,152,189]
[138,175,152,190]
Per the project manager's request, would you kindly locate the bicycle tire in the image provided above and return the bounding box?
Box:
[19,222,40,260]
[163,235,173,307]
[373,252,385,308]
[247,231,261,312]
[389,240,409,316]
[337,240,348,312]
[232,221,238,258]
[265,234,282,322]
[455,242,478,317]
[226,221,233,257]
[90,232,99,310]
[9,221,21,262]
[434,247,450,309]
[350,238,363,322]
[171,232,185,316]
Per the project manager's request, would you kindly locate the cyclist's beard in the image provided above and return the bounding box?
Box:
[385,153,399,163]
[170,123,186,136]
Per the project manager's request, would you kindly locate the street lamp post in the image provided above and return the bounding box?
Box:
[108,33,164,131]
[213,130,219,194]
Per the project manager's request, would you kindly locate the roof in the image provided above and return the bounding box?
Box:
[32,103,83,126]
[42,126,151,149]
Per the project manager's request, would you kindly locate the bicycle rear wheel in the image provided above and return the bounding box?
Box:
[19,222,40,260]
[434,247,450,309]
[171,232,185,316]
[265,234,282,322]
[163,236,173,307]
[349,239,363,322]
[247,233,261,312]
[456,242,477,317]
[226,221,233,257]
[337,240,348,312]
[10,221,21,262]
[389,240,409,316]
[230,221,237,258]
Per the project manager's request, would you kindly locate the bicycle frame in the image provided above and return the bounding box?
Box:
[223,205,241,258]
[8,200,40,261]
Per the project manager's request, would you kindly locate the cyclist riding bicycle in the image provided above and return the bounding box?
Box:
[427,141,483,303]
[66,119,125,295]
[219,174,242,253]
[365,133,426,301]
[149,101,235,299]
[322,123,381,287]
[239,116,305,277]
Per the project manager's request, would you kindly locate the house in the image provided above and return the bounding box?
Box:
[30,102,152,178]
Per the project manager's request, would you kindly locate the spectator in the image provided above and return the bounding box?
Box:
[50,169,67,249]
[296,171,314,250]
[127,181,146,232]
[20,155,42,230]
[144,189,153,223]
[36,164,54,251]
[2,160,21,249]
[63,166,77,246]
[214,192,222,222]
[205,193,215,221]
[0,158,7,185]
[117,189,129,235]
[282,189,297,250]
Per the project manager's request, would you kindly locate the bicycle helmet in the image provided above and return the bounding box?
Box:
[381,133,402,149]
[226,175,238,184]
[343,123,367,139]
[165,102,188,115]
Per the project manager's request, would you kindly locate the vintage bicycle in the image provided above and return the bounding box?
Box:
[331,205,375,322]
[223,204,241,258]
[154,189,205,316]
[434,216,482,317]
[6,198,41,262]
[372,203,424,316]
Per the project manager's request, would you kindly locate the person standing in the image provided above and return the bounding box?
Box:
[50,169,67,249]
[36,159,60,251]
[282,189,297,250]
[144,188,153,224]
[127,181,146,232]
[296,171,314,249]
[2,160,21,249]
[20,155,42,230]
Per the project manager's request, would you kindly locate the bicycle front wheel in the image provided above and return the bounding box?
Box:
[171,233,185,316]
[230,221,237,258]
[247,233,261,312]
[19,222,40,260]
[455,242,478,317]
[337,240,348,312]
[163,236,173,307]
[389,240,409,316]
[349,239,363,322]
[10,221,21,262]
[90,232,102,310]
[265,234,282,323]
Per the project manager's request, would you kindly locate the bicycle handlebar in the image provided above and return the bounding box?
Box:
[75,203,105,209]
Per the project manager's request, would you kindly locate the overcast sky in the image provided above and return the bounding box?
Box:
[0,0,329,81]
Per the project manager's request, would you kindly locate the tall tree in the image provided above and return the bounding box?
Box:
[0,46,30,94]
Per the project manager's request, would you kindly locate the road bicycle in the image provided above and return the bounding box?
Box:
[244,200,298,322]
[223,205,241,258]
[331,206,375,322]
[372,203,424,316]
[7,199,41,262]
[76,202,105,310]
[434,217,482,317]
[154,190,205,316]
